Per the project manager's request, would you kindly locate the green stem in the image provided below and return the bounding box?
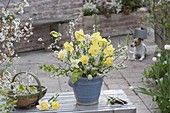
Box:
[48,93,59,102]
[167,50,170,76]
[5,0,11,11]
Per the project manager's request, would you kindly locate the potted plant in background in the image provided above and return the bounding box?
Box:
[83,0,99,16]
[122,0,143,15]
[135,44,170,113]
[131,0,170,112]
[83,0,122,17]
[95,0,122,17]
[40,17,128,105]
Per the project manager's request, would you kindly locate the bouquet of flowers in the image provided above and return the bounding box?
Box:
[40,24,128,84]
[0,0,33,70]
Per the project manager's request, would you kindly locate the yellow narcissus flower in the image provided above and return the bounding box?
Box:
[51,101,59,110]
[75,29,85,41]
[79,55,89,64]
[58,50,66,60]
[91,32,100,38]
[104,45,115,56]
[88,44,101,56]
[91,32,102,45]
[64,42,74,53]
[105,57,113,66]
[99,38,108,46]
[36,100,50,111]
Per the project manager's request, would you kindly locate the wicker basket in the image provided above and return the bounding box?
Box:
[9,72,47,109]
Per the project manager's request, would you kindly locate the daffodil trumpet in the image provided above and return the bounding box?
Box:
[76,31,85,38]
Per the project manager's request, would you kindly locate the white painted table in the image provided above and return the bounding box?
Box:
[12,90,136,113]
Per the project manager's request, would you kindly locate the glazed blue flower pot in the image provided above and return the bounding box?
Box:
[68,77,103,106]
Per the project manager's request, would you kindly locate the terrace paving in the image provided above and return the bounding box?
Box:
[14,29,161,113]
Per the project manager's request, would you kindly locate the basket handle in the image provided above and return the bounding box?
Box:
[12,71,43,101]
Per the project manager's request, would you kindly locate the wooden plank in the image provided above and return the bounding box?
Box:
[10,90,136,113]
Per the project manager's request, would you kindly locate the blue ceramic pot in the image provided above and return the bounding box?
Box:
[68,77,103,106]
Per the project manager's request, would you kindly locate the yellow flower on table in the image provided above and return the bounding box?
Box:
[104,45,115,56]
[36,100,49,111]
[75,29,85,41]
[51,101,59,110]
[80,55,89,64]
[91,32,102,45]
[64,42,74,53]
[105,57,113,66]
[88,44,101,56]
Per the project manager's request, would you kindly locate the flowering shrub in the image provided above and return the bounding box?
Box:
[83,0,145,16]
[136,44,170,113]
[83,0,122,16]
[40,22,128,83]
[0,0,33,112]
[83,2,98,16]
[0,0,33,70]
[142,46,169,83]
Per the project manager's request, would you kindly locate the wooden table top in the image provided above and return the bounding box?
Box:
[10,89,136,113]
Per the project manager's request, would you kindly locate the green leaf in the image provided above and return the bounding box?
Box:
[71,71,80,84]
[71,77,77,84]
[39,66,43,70]
[0,104,2,110]
[50,31,62,38]
[0,90,7,96]
[29,86,37,92]
[18,85,25,91]
[10,100,18,104]
[136,87,161,97]
[80,44,87,49]
[74,41,80,45]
